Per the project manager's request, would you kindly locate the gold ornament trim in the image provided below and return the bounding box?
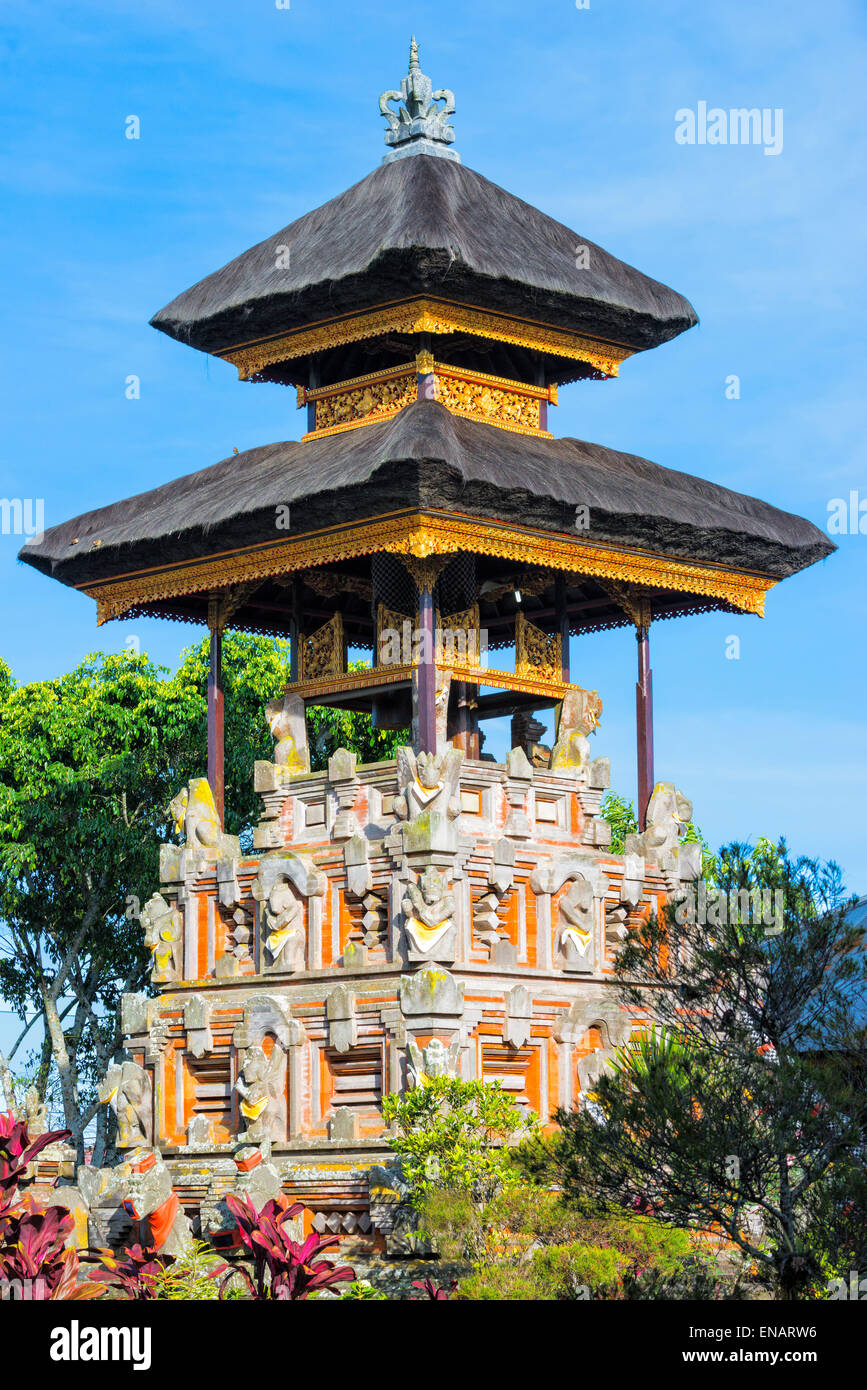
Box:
[219,297,632,380]
[85,509,774,624]
[300,357,556,441]
[286,661,577,703]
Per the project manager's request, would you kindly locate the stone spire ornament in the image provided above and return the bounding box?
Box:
[379,36,460,164]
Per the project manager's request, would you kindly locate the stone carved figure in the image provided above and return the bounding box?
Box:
[406,1037,461,1089]
[122,1148,194,1255]
[161,779,240,883]
[625,783,700,883]
[550,688,603,774]
[252,853,326,972]
[265,691,310,774]
[170,776,223,846]
[234,1043,286,1143]
[394,747,462,822]
[557,876,595,969]
[262,876,304,971]
[99,1061,152,1149]
[139,892,183,984]
[20,1086,48,1137]
[630,783,691,857]
[402,866,455,956]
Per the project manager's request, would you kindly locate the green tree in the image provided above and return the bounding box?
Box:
[0,639,406,1157]
[0,651,200,1158]
[529,843,867,1298]
[381,1076,538,1209]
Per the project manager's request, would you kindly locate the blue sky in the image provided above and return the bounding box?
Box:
[1,0,865,930]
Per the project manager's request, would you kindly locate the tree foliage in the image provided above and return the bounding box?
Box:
[0,638,405,1156]
[528,842,867,1297]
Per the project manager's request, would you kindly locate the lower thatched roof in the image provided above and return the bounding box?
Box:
[20,402,832,595]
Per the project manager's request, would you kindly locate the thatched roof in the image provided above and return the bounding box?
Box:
[20,402,832,597]
[150,154,698,362]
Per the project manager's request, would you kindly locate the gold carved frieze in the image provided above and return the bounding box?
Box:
[300,357,556,440]
[435,375,541,434]
[377,602,413,667]
[86,510,774,625]
[306,369,417,439]
[220,298,632,381]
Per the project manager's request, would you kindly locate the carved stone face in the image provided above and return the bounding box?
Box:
[243,1048,267,1084]
[647,784,693,833]
[578,690,602,736]
[141,913,159,951]
[268,880,295,916]
[419,868,444,905]
[417,752,442,789]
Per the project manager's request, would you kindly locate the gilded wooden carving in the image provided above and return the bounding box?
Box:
[88,510,774,625]
[300,612,345,681]
[436,603,482,667]
[220,297,632,381]
[515,610,562,683]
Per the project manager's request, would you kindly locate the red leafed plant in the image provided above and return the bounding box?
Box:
[411,1277,455,1301]
[84,1243,172,1300]
[0,1196,102,1300]
[220,1193,355,1300]
[0,1112,104,1300]
[0,1110,71,1211]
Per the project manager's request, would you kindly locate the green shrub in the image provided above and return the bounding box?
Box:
[336,1279,388,1301]
[381,1076,538,1209]
[152,1240,228,1300]
[456,1266,555,1301]
[531,1240,625,1297]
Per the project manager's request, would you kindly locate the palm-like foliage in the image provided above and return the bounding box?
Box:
[220,1194,355,1300]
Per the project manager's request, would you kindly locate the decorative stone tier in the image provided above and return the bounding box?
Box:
[80,741,700,1251]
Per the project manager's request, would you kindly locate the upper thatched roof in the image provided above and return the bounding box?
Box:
[150,154,698,362]
[20,402,831,596]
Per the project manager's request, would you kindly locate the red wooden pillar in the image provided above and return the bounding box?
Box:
[416,584,437,754]
[208,620,225,828]
[556,574,570,682]
[636,623,654,829]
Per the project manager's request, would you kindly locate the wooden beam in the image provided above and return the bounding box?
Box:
[636,624,654,829]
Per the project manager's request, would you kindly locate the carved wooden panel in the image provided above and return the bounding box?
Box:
[515,610,561,683]
[300,612,345,681]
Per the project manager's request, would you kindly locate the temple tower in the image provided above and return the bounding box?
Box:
[21,42,831,1249]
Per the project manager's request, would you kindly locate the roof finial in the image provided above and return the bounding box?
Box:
[379,39,460,165]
